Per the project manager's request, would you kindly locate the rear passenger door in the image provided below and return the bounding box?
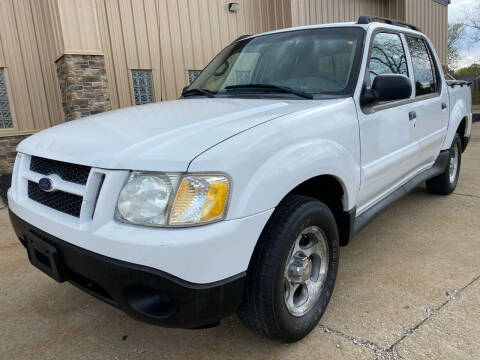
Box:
[404,36,449,167]
[356,31,420,213]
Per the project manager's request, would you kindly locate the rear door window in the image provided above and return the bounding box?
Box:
[405,36,437,96]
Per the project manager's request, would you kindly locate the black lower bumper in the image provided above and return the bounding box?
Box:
[9,210,245,329]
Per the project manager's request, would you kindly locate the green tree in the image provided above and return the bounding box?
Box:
[448,23,465,70]
[454,63,480,78]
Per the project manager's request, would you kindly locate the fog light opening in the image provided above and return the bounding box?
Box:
[124,286,174,318]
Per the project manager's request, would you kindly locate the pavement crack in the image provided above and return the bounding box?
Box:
[319,324,382,352]
[452,192,480,199]
[373,347,407,360]
[387,274,480,352]
[319,326,408,360]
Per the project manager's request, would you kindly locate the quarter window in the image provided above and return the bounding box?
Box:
[131,70,155,105]
[405,37,437,96]
[0,69,13,129]
[368,33,408,85]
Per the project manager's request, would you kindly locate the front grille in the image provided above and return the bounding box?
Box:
[28,181,83,217]
[30,156,91,185]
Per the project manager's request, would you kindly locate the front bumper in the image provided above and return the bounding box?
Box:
[8,185,273,284]
[10,210,245,328]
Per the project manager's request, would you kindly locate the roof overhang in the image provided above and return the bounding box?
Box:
[432,0,450,5]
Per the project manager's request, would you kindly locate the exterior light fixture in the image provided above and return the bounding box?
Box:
[228,2,239,12]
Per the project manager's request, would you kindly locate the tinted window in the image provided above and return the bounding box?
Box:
[368,32,408,85]
[188,28,365,98]
[406,36,437,96]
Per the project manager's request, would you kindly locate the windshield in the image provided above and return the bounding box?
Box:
[186,27,365,99]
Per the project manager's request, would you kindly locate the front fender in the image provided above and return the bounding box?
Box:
[188,118,360,220]
[233,139,360,218]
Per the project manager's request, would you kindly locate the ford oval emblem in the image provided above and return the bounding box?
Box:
[38,177,54,192]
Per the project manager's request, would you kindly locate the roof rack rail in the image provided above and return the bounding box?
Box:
[357,15,421,32]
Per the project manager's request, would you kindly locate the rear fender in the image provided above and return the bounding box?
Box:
[442,94,471,149]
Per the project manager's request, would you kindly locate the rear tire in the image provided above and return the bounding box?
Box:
[426,134,462,195]
[237,194,339,342]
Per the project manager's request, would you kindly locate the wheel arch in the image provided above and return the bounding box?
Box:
[456,116,468,151]
[442,96,470,151]
[284,174,355,246]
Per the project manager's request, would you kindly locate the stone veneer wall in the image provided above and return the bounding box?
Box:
[56,55,111,122]
[0,134,29,174]
[0,55,111,175]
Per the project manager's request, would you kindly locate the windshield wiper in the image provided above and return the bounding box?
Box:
[225,84,313,99]
[182,88,216,98]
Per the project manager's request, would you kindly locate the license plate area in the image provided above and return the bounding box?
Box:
[26,233,66,282]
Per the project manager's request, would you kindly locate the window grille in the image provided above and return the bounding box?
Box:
[188,70,202,84]
[0,69,13,129]
[132,70,155,105]
[236,70,250,84]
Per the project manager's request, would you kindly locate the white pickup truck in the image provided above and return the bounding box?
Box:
[8,17,472,341]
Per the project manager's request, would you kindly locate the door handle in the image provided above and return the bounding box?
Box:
[441,102,447,110]
[409,111,417,121]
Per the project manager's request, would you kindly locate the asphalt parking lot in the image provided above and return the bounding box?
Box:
[1,122,479,360]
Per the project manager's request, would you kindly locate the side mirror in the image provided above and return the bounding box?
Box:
[361,74,412,106]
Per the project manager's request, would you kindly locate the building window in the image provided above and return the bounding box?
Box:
[188,70,202,84]
[0,69,13,129]
[235,70,251,84]
[132,70,155,105]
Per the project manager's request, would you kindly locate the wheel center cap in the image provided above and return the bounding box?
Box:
[288,253,312,283]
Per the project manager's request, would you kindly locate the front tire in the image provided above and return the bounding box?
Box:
[237,195,339,342]
[426,134,462,195]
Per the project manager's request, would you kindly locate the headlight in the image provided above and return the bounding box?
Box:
[115,172,230,227]
[115,172,180,226]
[169,175,230,226]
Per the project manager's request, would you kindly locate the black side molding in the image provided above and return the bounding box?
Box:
[339,207,356,246]
[462,135,471,152]
[353,150,450,234]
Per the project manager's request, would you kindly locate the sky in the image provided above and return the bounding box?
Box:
[449,0,480,69]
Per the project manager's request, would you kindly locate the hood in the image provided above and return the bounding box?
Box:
[18,98,315,171]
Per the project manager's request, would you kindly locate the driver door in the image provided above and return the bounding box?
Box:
[356,31,421,214]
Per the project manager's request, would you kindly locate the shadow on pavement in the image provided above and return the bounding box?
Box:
[0,173,11,206]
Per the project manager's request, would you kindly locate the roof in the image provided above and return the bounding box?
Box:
[249,21,422,40]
